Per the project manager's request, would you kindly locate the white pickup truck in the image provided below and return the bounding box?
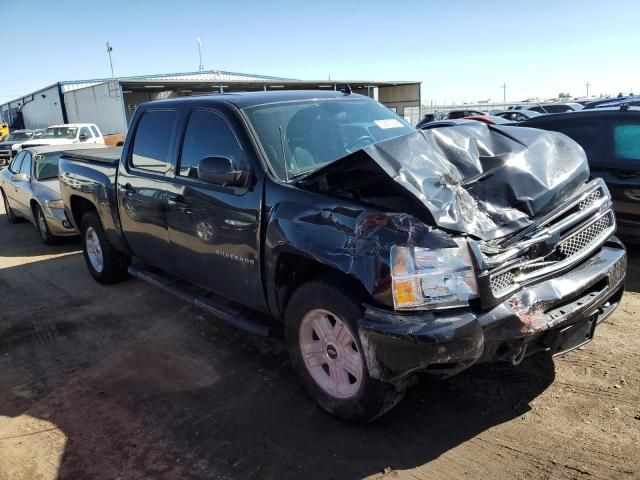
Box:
[21,123,105,149]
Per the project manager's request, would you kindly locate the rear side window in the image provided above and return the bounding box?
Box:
[90,126,100,137]
[534,120,606,164]
[131,110,177,174]
[9,151,25,173]
[529,106,545,113]
[178,110,244,179]
[613,123,640,161]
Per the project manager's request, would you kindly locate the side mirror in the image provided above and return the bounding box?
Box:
[11,173,28,182]
[79,133,88,142]
[198,156,248,187]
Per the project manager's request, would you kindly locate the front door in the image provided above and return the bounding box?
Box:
[165,108,266,311]
[13,150,33,219]
[117,108,179,269]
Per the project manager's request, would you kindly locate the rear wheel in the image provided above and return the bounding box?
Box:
[80,211,130,284]
[2,191,19,224]
[34,204,56,245]
[285,279,406,422]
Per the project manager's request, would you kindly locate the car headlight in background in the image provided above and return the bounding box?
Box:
[390,239,478,310]
[45,199,65,209]
[11,144,20,151]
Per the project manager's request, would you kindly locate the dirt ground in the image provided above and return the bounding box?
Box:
[0,201,638,480]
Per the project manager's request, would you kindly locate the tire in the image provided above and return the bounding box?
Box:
[34,204,56,245]
[2,191,19,224]
[80,211,130,284]
[285,279,406,422]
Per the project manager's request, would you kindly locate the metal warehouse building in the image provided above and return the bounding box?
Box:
[0,70,421,135]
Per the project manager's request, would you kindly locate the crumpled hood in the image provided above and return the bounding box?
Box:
[301,124,590,241]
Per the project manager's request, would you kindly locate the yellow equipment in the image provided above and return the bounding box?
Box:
[0,123,8,141]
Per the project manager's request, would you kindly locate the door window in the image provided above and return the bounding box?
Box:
[19,152,32,178]
[9,151,26,174]
[130,110,177,174]
[613,122,640,161]
[79,127,92,141]
[178,110,244,179]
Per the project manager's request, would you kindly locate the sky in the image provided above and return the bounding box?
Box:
[2,0,640,105]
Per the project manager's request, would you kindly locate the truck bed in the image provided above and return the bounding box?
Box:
[61,146,122,165]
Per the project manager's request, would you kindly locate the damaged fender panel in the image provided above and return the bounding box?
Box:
[300,124,590,241]
[263,185,453,314]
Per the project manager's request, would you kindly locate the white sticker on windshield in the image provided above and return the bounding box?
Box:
[374,119,404,129]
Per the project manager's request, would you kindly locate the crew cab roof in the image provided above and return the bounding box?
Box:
[143,90,362,110]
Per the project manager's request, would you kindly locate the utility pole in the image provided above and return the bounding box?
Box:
[501,82,507,103]
[585,81,591,98]
[106,41,115,78]
[196,37,204,71]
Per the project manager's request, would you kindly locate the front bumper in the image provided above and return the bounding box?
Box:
[358,239,627,382]
[45,207,78,236]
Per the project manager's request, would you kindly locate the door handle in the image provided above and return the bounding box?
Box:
[168,194,190,213]
[121,183,136,195]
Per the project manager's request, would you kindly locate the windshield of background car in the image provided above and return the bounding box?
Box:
[34,152,62,180]
[244,97,415,181]
[6,131,33,141]
[42,127,78,140]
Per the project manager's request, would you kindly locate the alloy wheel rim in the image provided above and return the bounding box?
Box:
[85,226,104,273]
[299,308,364,399]
[38,210,47,237]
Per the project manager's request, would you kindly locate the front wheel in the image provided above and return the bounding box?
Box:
[285,280,406,422]
[34,204,56,245]
[80,211,130,284]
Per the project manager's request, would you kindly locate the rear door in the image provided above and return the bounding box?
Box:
[165,108,266,311]
[4,151,26,210]
[117,108,180,268]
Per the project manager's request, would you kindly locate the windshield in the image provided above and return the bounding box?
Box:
[5,131,33,141]
[244,97,415,181]
[42,127,77,140]
[34,152,62,181]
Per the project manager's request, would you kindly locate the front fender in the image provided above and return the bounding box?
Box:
[263,184,451,316]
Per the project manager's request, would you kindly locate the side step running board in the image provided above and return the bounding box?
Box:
[128,265,271,337]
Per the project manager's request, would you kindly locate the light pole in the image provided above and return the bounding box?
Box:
[196,37,204,71]
[106,41,115,78]
[501,82,507,103]
[586,81,591,98]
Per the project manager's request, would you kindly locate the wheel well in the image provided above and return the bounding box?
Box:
[30,199,40,216]
[69,195,97,229]
[274,253,370,318]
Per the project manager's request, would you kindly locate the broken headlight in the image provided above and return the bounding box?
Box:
[390,239,478,310]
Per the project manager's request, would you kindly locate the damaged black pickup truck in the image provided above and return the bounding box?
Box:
[58,91,626,421]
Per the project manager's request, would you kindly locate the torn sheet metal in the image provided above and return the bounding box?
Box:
[301,124,590,241]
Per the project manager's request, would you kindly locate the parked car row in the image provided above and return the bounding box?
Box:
[0,123,104,167]
[0,91,627,421]
[1,143,106,243]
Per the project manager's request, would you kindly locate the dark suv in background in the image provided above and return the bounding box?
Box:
[521,107,640,242]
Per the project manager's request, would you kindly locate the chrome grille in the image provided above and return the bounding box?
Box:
[578,189,601,210]
[558,214,612,259]
[482,179,615,300]
[490,271,515,297]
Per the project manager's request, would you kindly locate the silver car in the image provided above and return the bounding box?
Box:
[0,144,106,244]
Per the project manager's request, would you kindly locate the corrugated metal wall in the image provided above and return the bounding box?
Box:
[17,85,65,129]
[64,81,126,135]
